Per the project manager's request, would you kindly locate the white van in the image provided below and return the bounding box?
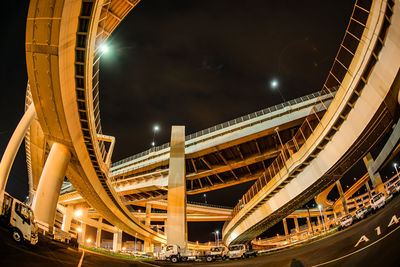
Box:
[370,193,385,210]
[228,244,246,259]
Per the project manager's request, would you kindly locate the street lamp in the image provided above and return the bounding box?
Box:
[305,205,314,234]
[100,44,109,54]
[318,204,326,232]
[134,233,137,252]
[152,125,159,147]
[269,78,286,103]
[74,209,82,217]
[203,194,207,204]
[394,163,399,178]
[87,238,91,244]
[216,230,219,246]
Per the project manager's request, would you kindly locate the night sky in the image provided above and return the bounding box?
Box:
[3,0,400,243]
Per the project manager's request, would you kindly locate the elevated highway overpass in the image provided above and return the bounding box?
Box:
[222,0,400,245]
[1,0,398,253]
[109,91,333,202]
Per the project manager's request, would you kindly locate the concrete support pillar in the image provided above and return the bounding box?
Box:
[282,218,289,236]
[144,239,154,254]
[363,152,385,195]
[167,126,187,248]
[32,142,71,232]
[145,203,151,227]
[96,218,103,248]
[163,219,167,235]
[0,103,36,205]
[113,229,122,252]
[78,208,88,244]
[306,216,312,233]
[293,217,300,233]
[336,180,349,215]
[61,205,73,233]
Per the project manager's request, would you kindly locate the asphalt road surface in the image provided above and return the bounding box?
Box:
[1,195,400,266]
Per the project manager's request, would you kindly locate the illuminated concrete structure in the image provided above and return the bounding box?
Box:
[0,0,397,253]
[222,0,400,245]
[166,126,187,247]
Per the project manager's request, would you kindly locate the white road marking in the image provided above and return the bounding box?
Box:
[138,261,160,267]
[77,250,85,267]
[312,223,400,266]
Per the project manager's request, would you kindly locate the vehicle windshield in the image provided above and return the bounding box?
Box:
[211,247,221,252]
[341,215,351,221]
[229,245,242,251]
[373,194,382,202]
[356,207,366,214]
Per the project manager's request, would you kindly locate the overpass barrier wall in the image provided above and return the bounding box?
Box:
[110,90,333,172]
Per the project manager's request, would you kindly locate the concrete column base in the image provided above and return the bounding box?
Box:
[32,142,71,232]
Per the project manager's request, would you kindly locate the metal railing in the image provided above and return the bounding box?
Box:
[223,0,377,233]
[111,90,331,169]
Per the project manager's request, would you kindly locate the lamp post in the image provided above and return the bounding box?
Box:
[203,193,207,204]
[318,204,326,232]
[152,125,159,147]
[216,230,219,246]
[306,205,314,234]
[134,233,137,253]
[394,163,399,178]
[270,79,286,103]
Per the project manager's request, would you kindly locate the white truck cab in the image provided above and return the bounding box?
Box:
[370,193,385,210]
[355,206,369,220]
[164,244,196,263]
[228,244,246,259]
[339,214,353,228]
[204,246,228,262]
[1,193,38,245]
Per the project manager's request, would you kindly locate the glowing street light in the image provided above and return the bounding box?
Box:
[77,227,82,233]
[122,247,126,251]
[269,78,286,103]
[74,209,82,217]
[100,44,109,54]
[203,193,207,204]
[87,238,92,244]
[216,230,219,247]
[270,79,279,89]
[152,125,160,147]
[318,204,326,232]
[394,163,399,178]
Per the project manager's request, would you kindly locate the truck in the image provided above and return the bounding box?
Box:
[163,244,196,263]
[0,192,38,245]
[228,244,247,259]
[354,206,370,220]
[370,192,386,211]
[339,214,353,229]
[202,246,228,262]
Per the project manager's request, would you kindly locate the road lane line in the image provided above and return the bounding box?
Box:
[312,223,400,266]
[138,261,160,267]
[77,250,85,267]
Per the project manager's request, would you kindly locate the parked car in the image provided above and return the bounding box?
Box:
[395,181,400,193]
[370,193,386,211]
[339,214,353,229]
[355,206,370,220]
[386,181,397,196]
[202,246,228,262]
